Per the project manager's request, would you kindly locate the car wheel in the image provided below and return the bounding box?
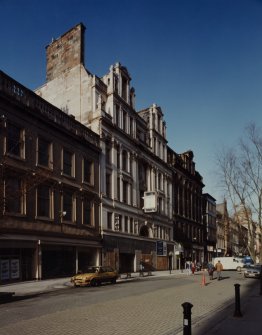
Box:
[90,278,97,287]
[244,274,248,278]
[236,266,241,272]
[111,278,116,284]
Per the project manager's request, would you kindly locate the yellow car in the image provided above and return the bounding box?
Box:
[71,266,118,287]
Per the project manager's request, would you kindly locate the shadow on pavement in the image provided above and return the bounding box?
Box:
[189,279,260,335]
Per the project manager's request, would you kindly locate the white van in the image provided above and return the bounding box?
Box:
[212,256,252,271]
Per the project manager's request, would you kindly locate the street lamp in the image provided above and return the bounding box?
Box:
[169,251,173,274]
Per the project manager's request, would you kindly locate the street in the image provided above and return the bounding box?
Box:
[0,271,258,335]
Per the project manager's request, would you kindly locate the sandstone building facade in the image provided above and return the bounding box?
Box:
[36,23,174,272]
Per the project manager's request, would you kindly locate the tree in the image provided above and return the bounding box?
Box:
[216,123,262,262]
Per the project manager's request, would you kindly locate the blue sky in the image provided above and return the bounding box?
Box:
[1,0,262,202]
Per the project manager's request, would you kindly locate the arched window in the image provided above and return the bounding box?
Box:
[139,225,149,237]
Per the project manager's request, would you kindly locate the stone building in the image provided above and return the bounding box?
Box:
[167,148,204,269]
[0,70,101,283]
[35,23,174,273]
[202,193,217,262]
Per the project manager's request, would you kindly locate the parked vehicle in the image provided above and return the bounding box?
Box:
[212,256,253,271]
[71,266,118,287]
[244,264,261,278]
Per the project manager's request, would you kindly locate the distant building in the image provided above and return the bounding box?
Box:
[167,149,205,268]
[202,193,216,262]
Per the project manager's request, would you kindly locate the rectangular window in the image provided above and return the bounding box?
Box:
[62,190,75,222]
[106,173,111,198]
[123,181,128,204]
[107,212,112,230]
[5,176,25,214]
[122,151,127,172]
[124,216,128,232]
[37,137,52,168]
[117,177,120,201]
[115,105,120,126]
[130,218,133,234]
[106,144,111,165]
[123,111,127,132]
[83,158,93,184]
[117,145,120,169]
[37,184,51,218]
[6,123,24,158]
[83,199,92,225]
[129,117,133,136]
[119,215,122,231]
[63,149,74,177]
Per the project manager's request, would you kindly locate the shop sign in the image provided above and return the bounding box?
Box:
[143,191,157,213]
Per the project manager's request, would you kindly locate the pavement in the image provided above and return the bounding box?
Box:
[1,270,262,334]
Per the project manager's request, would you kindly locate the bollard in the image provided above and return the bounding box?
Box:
[234,284,242,317]
[182,302,193,335]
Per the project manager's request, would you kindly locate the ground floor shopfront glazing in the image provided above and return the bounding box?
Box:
[0,238,101,284]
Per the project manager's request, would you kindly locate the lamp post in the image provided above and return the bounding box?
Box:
[169,251,173,274]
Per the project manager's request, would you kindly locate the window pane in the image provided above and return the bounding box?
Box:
[106,173,111,198]
[83,199,91,225]
[38,138,50,167]
[7,124,21,156]
[83,159,92,183]
[63,191,73,221]
[63,150,73,176]
[5,177,22,213]
[107,212,112,230]
[37,185,50,217]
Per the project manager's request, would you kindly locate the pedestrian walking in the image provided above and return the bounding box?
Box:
[139,260,144,277]
[185,261,191,275]
[191,262,196,275]
[207,262,215,280]
[215,260,223,280]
